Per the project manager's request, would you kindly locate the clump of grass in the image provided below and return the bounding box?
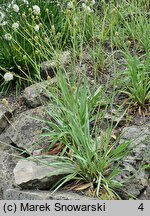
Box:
[40,71,131,199]
[119,50,150,108]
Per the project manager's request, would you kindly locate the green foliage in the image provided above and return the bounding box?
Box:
[1,0,148,198]
[40,72,131,199]
[0,0,97,93]
[120,51,150,107]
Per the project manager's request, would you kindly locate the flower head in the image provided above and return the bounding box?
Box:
[82,3,92,13]
[22,12,26,18]
[0,11,5,23]
[2,98,8,106]
[92,0,96,5]
[8,0,15,8]
[12,4,19,13]
[86,6,92,13]
[51,25,55,33]
[4,33,12,41]
[34,36,39,41]
[34,24,40,32]
[4,72,13,81]
[44,37,49,43]
[32,5,40,15]
[12,22,19,30]
[82,3,86,10]
[115,31,118,37]
[67,2,73,9]
[0,21,7,26]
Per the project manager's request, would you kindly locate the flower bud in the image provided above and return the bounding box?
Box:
[126,40,131,47]
[115,31,119,37]
[2,98,8,106]
[51,25,55,33]
[28,8,32,13]
[45,8,49,13]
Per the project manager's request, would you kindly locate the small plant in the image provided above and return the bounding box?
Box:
[40,71,131,199]
[89,45,108,74]
[119,51,150,108]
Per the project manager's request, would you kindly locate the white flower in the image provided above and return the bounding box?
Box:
[32,5,40,15]
[8,0,15,8]
[4,33,12,41]
[0,11,7,26]
[4,72,13,81]
[86,6,92,13]
[92,0,96,5]
[12,4,19,13]
[82,3,92,13]
[34,24,40,32]
[0,11,5,23]
[82,3,86,10]
[12,22,19,30]
[67,2,73,9]
[1,21,7,26]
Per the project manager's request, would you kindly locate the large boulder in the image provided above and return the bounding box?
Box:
[0,106,51,154]
[117,122,150,199]
[13,156,64,190]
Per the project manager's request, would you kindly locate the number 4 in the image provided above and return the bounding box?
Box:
[138,203,144,211]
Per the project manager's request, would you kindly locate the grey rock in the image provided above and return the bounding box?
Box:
[0,143,19,199]
[121,123,150,163]
[121,123,150,140]
[5,188,90,200]
[133,116,150,126]
[0,103,15,134]
[118,170,148,198]
[117,122,150,199]
[40,51,70,79]
[138,180,150,200]
[22,78,57,108]
[13,156,64,189]
[0,106,50,154]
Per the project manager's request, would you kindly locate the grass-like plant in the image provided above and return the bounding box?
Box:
[108,0,150,51]
[40,71,132,199]
[119,51,150,108]
[1,0,148,199]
